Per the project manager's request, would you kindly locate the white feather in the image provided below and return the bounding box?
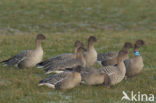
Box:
[38,83,55,88]
[45,70,64,74]
[97,60,102,66]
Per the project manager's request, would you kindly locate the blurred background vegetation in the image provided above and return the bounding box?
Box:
[0,0,155,34]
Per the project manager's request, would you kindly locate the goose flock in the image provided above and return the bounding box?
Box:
[1,34,145,90]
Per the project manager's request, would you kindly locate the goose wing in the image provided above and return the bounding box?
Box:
[1,50,33,66]
[97,52,118,61]
[37,53,74,68]
[98,66,118,76]
[80,67,98,83]
[39,72,71,86]
[81,67,97,76]
[45,58,82,74]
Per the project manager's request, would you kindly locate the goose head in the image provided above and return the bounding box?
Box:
[122,42,133,60]
[134,40,145,52]
[117,49,129,62]
[35,34,46,48]
[74,40,84,54]
[88,36,97,47]
[74,40,84,49]
[77,47,86,56]
[36,34,46,41]
[122,42,133,50]
[76,47,86,66]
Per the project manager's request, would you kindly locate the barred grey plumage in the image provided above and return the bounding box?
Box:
[1,50,32,66]
[1,34,46,68]
[44,47,86,74]
[37,53,74,68]
[38,66,82,90]
[98,48,130,85]
[37,40,83,68]
[97,52,118,61]
[97,42,133,66]
[45,58,83,74]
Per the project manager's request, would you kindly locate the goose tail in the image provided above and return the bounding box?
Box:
[38,83,55,88]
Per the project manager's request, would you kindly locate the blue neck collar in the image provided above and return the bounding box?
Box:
[134,51,140,56]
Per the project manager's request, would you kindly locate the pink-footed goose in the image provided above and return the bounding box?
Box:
[80,67,110,86]
[37,40,83,68]
[97,42,133,66]
[38,66,82,90]
[1,34,45,68]
[84,36,97,67]
[45,47,86,74]
[98,42,132,86]
[124,40,145,77]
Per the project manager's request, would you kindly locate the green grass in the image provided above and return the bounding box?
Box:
[0,0,155,34]
[0,0,156,103]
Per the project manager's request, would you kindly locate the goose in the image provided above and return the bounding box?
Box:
[124,40,145,77]
[1,34,46,68]
[37,40,83,68]
[81,67,110,86]
[98,42,132,86]
[38,66,82,90]
[84,36,97,67]
[97,42,133,66]
[45,47,86,74]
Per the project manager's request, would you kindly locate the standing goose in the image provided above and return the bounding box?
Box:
[97,42,133,66]
[38,66,82,90]
[1,34,46,68]
[81,67,110,86]
[45,47,86,74]
[84,36,97,67]
[124,40,145,77]
[98,43,132,86]
[37,40,83,68]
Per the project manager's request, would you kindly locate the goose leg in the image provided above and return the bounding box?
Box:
[124,76,127,80]
[104,74,111,88]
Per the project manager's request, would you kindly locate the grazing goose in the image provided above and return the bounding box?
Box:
[37,40,83,68]
[97,42,133,66]
[45,47,86,74]
[1,34,46,68]
[81,67,110,86]
[38,66,82,90]
[84,36,97,67]
[124,40,145,77]
[98,43,132,86]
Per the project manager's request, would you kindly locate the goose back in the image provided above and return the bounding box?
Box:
[39,71,81,90]
[81,67,105,85]
[98,62,126,85]
[45,58,83,74]
[37,53,74,68]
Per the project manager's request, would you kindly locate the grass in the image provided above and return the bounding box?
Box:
[0,0,156,103]
[0,0,155,34]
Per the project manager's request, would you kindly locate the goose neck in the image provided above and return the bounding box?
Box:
[88,43,94,50]
[76,53,86,67]
[74,47,78,55]
[35,39,42,50]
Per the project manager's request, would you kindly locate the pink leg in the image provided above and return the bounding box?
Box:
[124,76,127,80]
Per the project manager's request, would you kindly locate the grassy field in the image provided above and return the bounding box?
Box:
[0,0,156,103]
